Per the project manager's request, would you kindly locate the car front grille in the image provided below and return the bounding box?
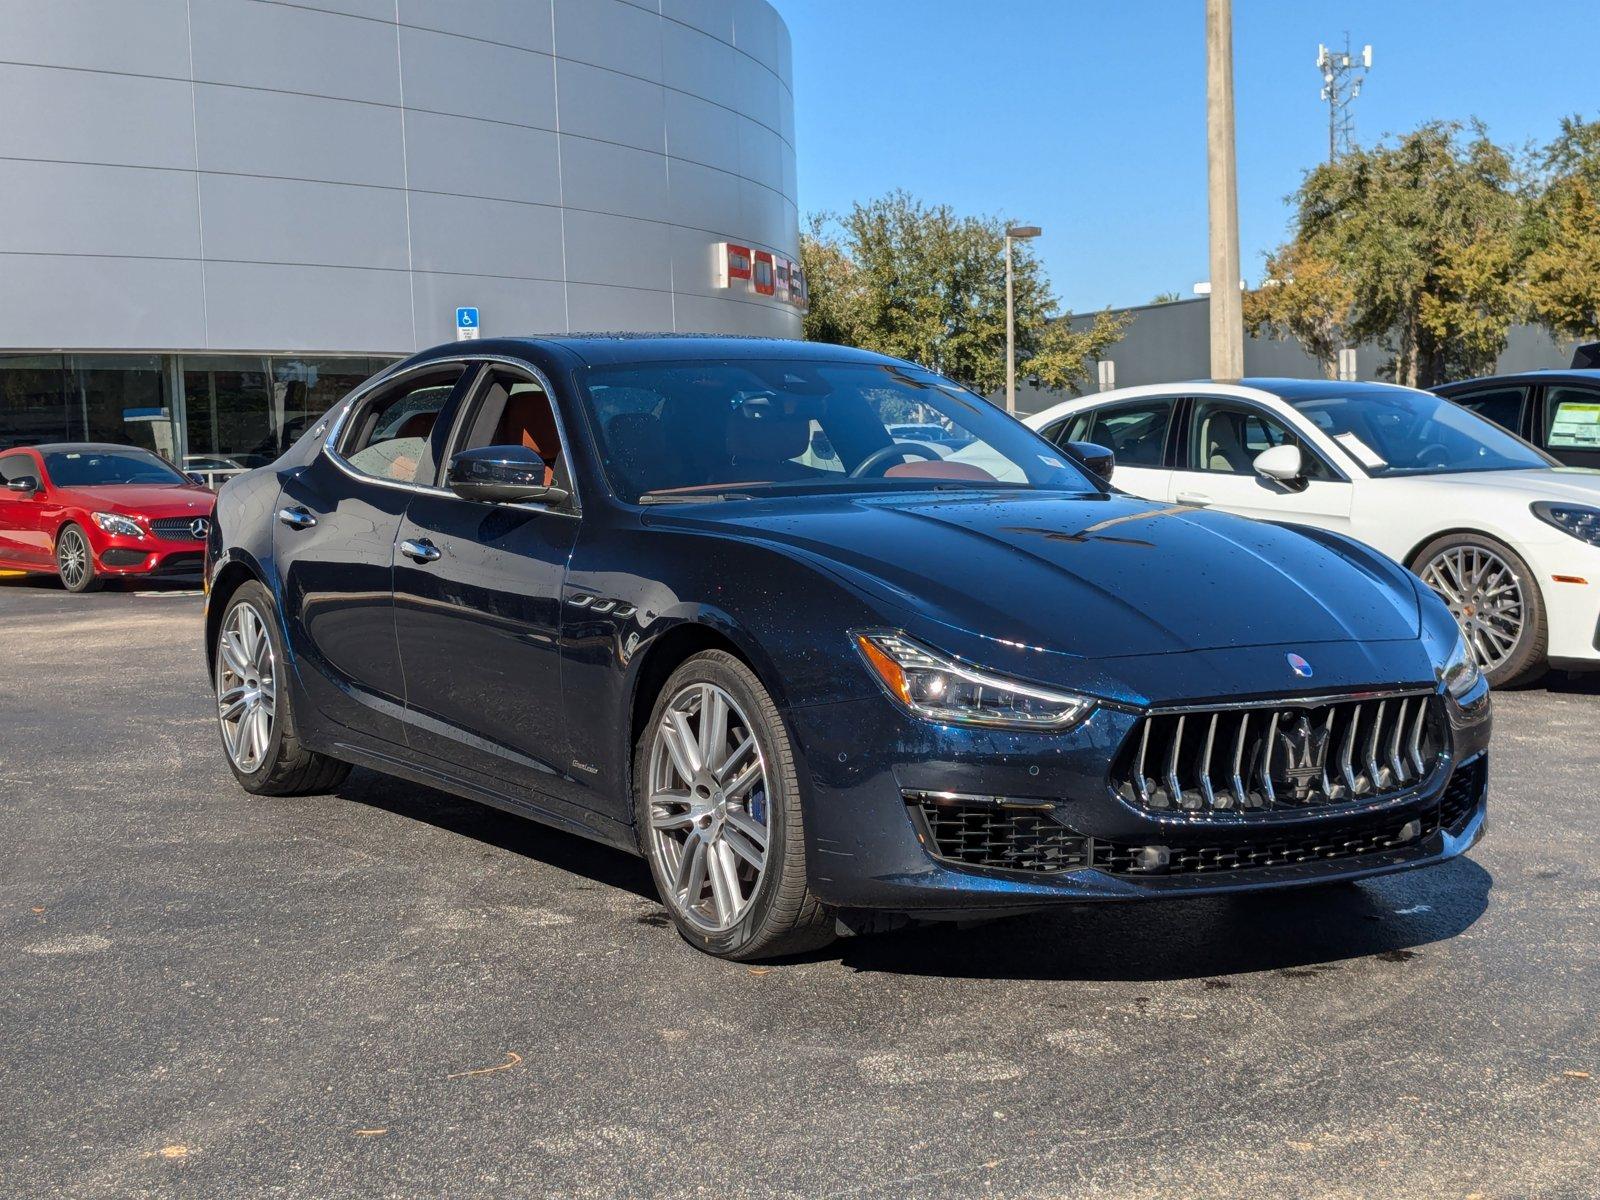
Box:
[151,552,204,576]
[149,517,209,542]
[907,754,1485,880]
[1112,692,1447,816]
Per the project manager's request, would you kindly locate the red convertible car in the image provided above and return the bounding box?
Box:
[0,443,214,591]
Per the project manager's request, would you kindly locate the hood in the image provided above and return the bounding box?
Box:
[655,491,1421,661]
[1394,466,1600,504]
[58,483,216,519]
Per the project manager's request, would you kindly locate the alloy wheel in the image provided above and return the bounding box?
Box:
[56,528,88,590]
[1419,544,1525,674]
[646,682,771,933]
[216,601,277,774]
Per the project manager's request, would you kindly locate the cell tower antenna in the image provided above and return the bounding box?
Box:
[1316,33,1372,163]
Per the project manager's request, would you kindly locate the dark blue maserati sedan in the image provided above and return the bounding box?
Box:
[204,336,1491,959]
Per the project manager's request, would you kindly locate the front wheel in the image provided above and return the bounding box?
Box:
[55,523,100,593]
[635,651,835,960]
[215,581,351,795]
[1412,533,1546,688]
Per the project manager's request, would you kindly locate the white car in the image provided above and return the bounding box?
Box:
[1025,378,1600,687]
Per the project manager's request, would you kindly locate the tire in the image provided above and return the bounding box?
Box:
[55,523,100,593]
[1411,533,1547,689]
[215,581,351,796]
[634,650,835,960]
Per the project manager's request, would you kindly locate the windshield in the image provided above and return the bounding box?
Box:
[43,448,188,487]
[580,359,1096,503]
[1287,388,1551,476]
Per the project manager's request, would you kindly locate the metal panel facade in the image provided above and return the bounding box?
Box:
[0,0,801,353]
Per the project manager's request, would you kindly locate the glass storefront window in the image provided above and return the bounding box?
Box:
[0,353,396,470]
[0,355,67,450]
[71,355,172,459]
[182,355,392,470]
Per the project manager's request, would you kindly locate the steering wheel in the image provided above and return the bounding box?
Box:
[850,443,939,479]
[1413,441,1451,469]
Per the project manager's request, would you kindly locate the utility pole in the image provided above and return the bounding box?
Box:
[1317,36,1372,163]
[1205,0,1243,382]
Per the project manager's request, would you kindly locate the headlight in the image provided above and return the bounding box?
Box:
[91,512,145,538]
[1531,501,1600,547]
[1440,632,1483,699]
[855,631,1094,730]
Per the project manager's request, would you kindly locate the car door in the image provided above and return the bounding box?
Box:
[1042,398,1176,503]
[0,450,52,566]
[1168,397,1354,531]
[274,362,469,747]
[1539,383,1600,468]
[1446,384,1531,443]
[391,361,598,820]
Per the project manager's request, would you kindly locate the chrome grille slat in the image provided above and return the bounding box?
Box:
[1115,692,1447,817]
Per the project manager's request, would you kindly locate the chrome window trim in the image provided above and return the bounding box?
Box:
[321,352,582,517]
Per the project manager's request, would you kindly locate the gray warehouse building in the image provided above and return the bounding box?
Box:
[0,0,800,472]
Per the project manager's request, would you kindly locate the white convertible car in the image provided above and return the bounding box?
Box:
[1025,378,1600,687]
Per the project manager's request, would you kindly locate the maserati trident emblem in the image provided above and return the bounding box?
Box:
[1286,652,1313,678]
[190,517,210,539]
[1271,715,1330,801]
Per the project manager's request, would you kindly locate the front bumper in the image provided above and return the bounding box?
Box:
[790,682,1490,918]
[90,532,205,578]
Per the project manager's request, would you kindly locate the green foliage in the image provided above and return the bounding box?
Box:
[1150,291,1183,305]
[1257,122,1522,388]
[1523,117,1600,341]
[798,192,1125,397]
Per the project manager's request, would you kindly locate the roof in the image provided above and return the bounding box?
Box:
[3,442,161,454]
[420,334,903,369]
[1436,368,1600,391]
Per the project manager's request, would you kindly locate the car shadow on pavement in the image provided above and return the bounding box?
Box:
[336,767,659,901]
[829,857,1494,982]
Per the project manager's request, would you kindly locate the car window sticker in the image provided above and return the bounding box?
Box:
[1334,431,1386,468]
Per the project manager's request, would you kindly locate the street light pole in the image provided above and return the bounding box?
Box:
[1004,224,1041,414]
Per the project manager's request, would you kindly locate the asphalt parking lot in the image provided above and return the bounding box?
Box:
[2,578,1597,1199]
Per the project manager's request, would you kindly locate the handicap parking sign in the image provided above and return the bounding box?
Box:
[455,306,480,341]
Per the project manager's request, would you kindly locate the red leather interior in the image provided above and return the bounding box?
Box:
[883,460,997,482]
[395,411,435,440]
[495,390,560,485]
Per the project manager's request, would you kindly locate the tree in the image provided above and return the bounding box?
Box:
[1257,122,1523,387]
[1150,291,1183,305]
[1243,242,1354,379]
[1523,116,1600,342]
[798,192,1125,396]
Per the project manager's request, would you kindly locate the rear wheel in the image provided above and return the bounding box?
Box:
[1412,533,1546,688]
[635,651,834,960]
[55,523,99,593]
[215,581,350,795]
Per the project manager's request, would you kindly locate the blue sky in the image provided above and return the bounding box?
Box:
[772,0,1598,315]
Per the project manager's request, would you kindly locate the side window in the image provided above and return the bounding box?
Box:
[1190,400,1332,480]
[340,367,463,484]
[1544,386,1600,451]
[1087,401,1173,467]
[448,368,569,491]
[1452,386,1527,436]
[0,453,37,484]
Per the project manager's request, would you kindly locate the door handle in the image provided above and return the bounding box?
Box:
[400,538,441,564]
[1176,492,1212,507]
[276,506,317,529]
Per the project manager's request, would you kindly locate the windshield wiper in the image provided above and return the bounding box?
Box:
[638,491,755,504]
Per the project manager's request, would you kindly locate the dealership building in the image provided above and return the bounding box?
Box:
[0,0,800,471]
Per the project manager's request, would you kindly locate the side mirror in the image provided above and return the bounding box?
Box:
[1066,440,1115,483]
[6,475,39,494]
[186,471,208,486]
[1253,443,1305,487]
[446,445,568,506]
